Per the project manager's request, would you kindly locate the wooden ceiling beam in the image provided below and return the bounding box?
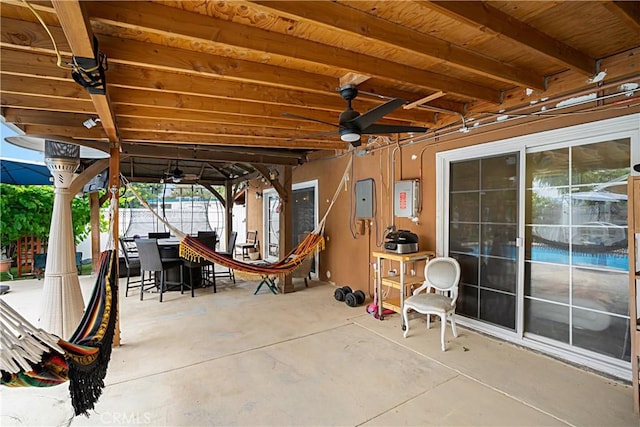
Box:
[1,92,95,113]
[601,1,640,34]
[0,71,338,128]
[1,72,89,99]
[424,1,596,76]
[50,0,119,143]
[3,107,96,127]
[2,74,428,142]
[21,124,107,140]
[118,144,305,166]
[104,66,433,123]
[115,117,337,140]
[0,48,437,124]
[109,88,342,126]
[114,105,332,133]
[119,131,345,151]
[86,1,501,102]
[0,48,70,80]
[0,16,335,104]
[19,122,343,151]
[250,0,542,90]
[403,92,446,110]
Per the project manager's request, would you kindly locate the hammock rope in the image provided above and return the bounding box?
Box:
[122,155,352,276]
[1,187,120,416]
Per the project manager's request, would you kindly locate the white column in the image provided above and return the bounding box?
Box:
[39,157,84,339]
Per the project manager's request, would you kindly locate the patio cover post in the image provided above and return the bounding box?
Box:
[109,144,121,346]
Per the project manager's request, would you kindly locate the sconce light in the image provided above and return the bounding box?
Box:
[268,169,278,181]
[256,191,263,199]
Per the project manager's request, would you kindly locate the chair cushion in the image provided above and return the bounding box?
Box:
[405,293,453,313]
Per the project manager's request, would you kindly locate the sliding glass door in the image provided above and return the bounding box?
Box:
[440,115,637,377]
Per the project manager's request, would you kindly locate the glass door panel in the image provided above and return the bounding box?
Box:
[264,193,280,261]
[263,183,318,267]
[292,185,317,275]
[524,138,630,362]
[450,152,519,331]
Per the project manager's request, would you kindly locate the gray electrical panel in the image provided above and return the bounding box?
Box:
[394,180,420,217]
[355,178,374,218]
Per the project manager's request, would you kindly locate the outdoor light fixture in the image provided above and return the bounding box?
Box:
[340,128,361,143]
[82,117,101,129]
[256,191,263,199]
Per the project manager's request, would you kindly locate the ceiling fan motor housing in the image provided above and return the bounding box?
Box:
[339,84,358,101]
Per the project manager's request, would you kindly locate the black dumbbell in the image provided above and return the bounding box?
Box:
[334,286,353,302]
[345,290,366,307]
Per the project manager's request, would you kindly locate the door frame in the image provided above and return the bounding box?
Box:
[262,179,319,277]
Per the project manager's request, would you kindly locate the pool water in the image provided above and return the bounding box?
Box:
[531,246,628,270]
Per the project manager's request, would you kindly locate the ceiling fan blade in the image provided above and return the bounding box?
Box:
[281,112,340,128]
[287,129,340,141]
[360,123,429,135]
[349,98,405,130]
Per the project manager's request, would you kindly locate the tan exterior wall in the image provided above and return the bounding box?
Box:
[249,106,640,297]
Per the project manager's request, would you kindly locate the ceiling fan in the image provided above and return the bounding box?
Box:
[283,84,429,147]
[163,160,199,183]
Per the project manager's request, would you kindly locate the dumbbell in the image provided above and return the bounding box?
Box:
[345,290,366,307]
[334,286,352,302]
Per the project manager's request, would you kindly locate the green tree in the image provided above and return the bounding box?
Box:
[122,183,165,207]
[0,184,92,258]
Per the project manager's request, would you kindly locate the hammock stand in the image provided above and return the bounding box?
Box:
[1,190,120,417]
[123,155,353,284]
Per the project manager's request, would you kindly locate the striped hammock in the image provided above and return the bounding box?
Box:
[1,188,121,417]
[1,249,118,416]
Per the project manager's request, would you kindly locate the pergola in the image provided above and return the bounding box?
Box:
[1,0,639,391]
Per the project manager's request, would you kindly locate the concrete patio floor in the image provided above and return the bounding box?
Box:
[0,272,637,426]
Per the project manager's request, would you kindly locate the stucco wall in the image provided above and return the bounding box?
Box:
[249,107,640,297]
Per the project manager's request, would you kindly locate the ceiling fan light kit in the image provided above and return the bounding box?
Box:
[340,129,361,143]
[285,84,428,147]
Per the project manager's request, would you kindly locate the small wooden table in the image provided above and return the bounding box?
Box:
[372,250,435,329]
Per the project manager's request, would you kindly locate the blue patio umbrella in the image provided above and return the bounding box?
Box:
[0,157,51,185]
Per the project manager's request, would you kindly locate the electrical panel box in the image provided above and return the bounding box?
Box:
[355,178,374,218]
[394,180,420,217]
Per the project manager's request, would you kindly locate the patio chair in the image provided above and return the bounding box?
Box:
[148,232,170,239]
[236,230,258,260]
[214,231,237,283]
[185,231,218,291]
[135,238,188,302]
[33,252,83,279]
[119,237,141,297]
[402,256,461,351]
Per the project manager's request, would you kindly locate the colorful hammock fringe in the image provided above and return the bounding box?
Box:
[1,249,118,416]
[179,231,325,276]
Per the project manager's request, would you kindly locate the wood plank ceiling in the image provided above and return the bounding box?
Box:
[1,1,639,185]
